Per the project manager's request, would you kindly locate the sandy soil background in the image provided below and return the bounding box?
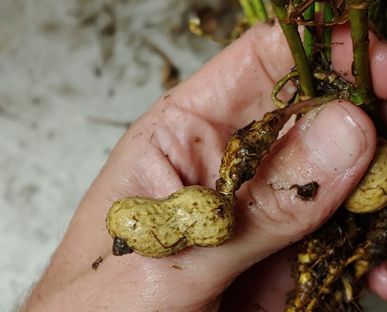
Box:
[0,0,385,311]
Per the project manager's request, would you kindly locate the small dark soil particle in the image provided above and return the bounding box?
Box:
[112,237,133,256]
[172,264,183,270]
[194,136,201,143]
[292,181,319,201]
[92,256,103,270]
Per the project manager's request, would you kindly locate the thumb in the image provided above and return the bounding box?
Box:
[205,100,376,271]
[171,100,377,305]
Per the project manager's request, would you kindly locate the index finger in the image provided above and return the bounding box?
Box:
[161,22,387,132]
[152,21,295,129]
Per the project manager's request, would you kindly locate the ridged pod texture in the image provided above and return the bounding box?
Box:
[106,186,234,257]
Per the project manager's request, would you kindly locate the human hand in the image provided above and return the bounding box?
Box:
[22,22,387,311]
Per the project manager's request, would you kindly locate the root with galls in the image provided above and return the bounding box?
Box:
[287,206,387,312]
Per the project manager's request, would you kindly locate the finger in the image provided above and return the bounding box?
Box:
[368,261,387,300]
[219,101,375,261]
[332,24,387,100]
[151,21,295,129]
[158,23,387,132]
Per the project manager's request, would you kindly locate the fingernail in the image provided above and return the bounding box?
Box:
[305,103,365,173]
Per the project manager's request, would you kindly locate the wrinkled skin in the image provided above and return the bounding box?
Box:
[21,23,387,312]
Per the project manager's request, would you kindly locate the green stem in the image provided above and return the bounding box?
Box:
[272,1,315,98]
[240,0,268,25]
[252,0,269,22]
[321,3,334,62]
[303,3,315,58]
[272,70,299,108]
[347,0,375,108]
[348,0,386,135]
